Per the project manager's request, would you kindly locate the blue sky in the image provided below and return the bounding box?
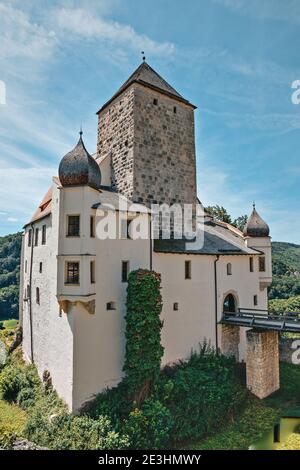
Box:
[0,0,300,242]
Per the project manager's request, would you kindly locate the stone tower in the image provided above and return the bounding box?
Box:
[96,62,197,207]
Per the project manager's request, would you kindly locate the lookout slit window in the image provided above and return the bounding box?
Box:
[42,224,46,245]
[253,295,258,306]
[65,262,80,285]
[28,229,32,247]
[185,260,191,280]
[227,263,232,276]
[122,261,129,283]
[120,218,132,239]
[90,261,95,284]
[34,228,39,246]
[39,262,42,273]
[90,216,95,238]
[249,257,254,272]
[25,260,27,273]
[36,287,40,305]
[67,215,80,237]
[259,256,266,272]
[106,301,116,311]
[153,98,158,105]
[173,106,177,114]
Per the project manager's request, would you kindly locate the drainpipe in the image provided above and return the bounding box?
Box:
[149,214,153,270]
[28,223,35,363]
[214,255,220,353]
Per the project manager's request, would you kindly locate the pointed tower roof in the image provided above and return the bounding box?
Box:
[243,205,270,238]
[98,62,196,113]
[59,131,101,190]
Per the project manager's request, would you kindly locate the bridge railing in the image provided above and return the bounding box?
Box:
[221,308,300,332]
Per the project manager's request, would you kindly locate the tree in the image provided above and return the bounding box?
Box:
[205,205,232,224]
[232,215,248,232]
[123,269,164,406]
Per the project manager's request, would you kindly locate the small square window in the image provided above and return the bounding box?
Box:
[173,302,179,311]
[67,215,80,237]
[185,260,191,279]
[259,256,266,272]
[106,302,116,311]
[153,98,158,105]
[42,225,46,245]
[65,262,80,285]
[39,262,42,273]
[122,261,129,282]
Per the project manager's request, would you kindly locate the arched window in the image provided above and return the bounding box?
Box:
[227,263,232,275]
[223,294,236,313]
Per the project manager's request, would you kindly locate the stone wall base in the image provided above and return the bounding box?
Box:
[220,324,240,361]
[246,329,280,399]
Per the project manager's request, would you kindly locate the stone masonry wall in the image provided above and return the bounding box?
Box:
[220,324,240,361]
[97,87,135,197]
[246,329,280,399]
[97,83,197,207]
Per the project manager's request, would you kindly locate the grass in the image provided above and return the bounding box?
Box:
[0,399,27,436]
[183,362,300,450]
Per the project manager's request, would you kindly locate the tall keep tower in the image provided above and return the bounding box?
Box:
[96,62,197,206]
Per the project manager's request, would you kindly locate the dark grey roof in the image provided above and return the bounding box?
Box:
[154,221,262,255]
[97,62,196,112]
[243,207,270,238]
[59,134,101,190]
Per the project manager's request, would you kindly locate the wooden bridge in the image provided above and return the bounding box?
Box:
[220,308,300,333]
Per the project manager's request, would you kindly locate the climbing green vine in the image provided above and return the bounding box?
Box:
[123,269,164,406]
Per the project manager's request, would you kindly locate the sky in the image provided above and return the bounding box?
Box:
[0,0,299,242]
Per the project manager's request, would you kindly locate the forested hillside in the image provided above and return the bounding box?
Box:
[270,242,300,299]
[0,232,22,320]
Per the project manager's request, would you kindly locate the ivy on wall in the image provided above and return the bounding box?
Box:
[123,269,164,406]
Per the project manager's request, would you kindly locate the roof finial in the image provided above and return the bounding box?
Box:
[253,201,256,210]
[79,123,83,138]
[141,51,146,62]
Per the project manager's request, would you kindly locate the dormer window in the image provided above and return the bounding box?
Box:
[67,215,80,237]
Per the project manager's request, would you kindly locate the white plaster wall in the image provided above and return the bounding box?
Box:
[22,182,74,409]
[98,154,111,186]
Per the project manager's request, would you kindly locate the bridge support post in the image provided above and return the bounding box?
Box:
[220,324,239,361]
[246,329,280,399]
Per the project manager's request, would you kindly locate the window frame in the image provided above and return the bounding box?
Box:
[67,215,80,238]
[185,260,191,280]
[34,228,39,246]
[259,256,266,272]
[122,260,129,283]
[42,224,47,245]
[90,260,95,284]
[90,215,95,238]
[65,261,80,285]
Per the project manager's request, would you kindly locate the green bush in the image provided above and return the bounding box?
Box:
[0,363,39,402]
[26,411,130,450]
[17,387,36,410]
[123,398,173,450]
[156,348,246,444]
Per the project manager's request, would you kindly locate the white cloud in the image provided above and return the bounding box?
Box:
[0,3,57,60]
[54,8,174,56]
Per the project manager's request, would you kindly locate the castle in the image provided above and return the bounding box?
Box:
[20,62,277,411]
